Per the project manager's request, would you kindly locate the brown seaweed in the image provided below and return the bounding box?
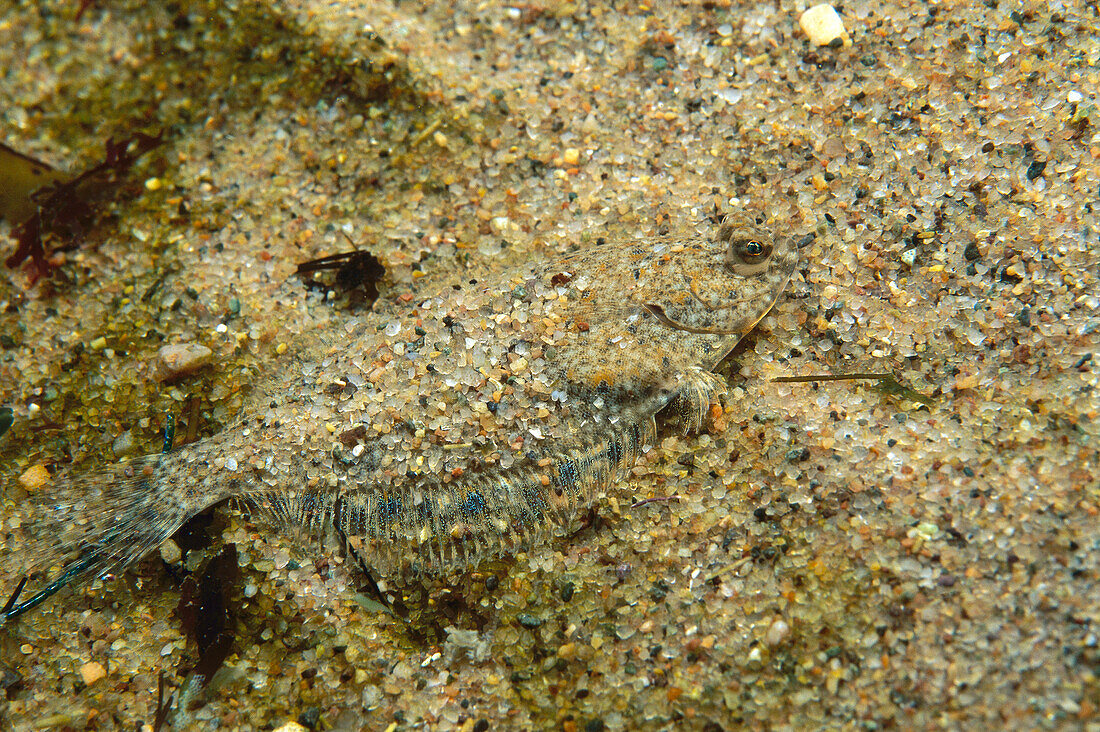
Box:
[3,131,163,283]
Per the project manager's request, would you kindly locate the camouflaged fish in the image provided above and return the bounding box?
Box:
[2,214,797,621]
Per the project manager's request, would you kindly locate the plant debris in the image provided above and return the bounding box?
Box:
[774,372,934,407]
[295,247,385,306]
[151,670,172,732]
[3,131,164,283]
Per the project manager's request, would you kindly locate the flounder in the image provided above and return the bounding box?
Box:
[3,213,797,621]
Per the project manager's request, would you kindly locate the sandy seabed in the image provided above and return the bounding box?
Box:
[1,1,1098,729]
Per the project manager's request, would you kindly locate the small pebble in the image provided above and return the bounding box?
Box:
[79,661,106,686]
[297,707,321,730]
[799,4,850,48]
[766,619,791,646]
[159,539,182,565]
[112,430,138,458]
[517,613,543,629]
[273,723,308,732]
[154,343,213,381]
[786,447,810,463]
[562,148,580,166]
[18,464,51,492]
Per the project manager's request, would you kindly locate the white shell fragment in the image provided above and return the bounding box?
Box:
[799,4,850,48]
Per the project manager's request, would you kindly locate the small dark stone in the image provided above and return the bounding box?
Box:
[966,263,978,276]
[981,141,995,153]
[963,466,975,477]
[887,438,897,447]
[474,721,490,732]
[0,665,22,695]
[560,581,575,603]
[0,406,12,439]
[517,613,543,629]
[963,242,981,262]
[1017,308,1031,326]
[753,507,768,522]
[484,574,499,591]
[585,720,607,732]
[937,574,957,587]
[297,706,321,729]
[786,447,810,463]
[860,54,876,66]
[1025,159,1046,180]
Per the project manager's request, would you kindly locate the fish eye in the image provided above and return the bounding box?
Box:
[732,238,773,264]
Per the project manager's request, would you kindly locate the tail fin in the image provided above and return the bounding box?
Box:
[3,452,206,624]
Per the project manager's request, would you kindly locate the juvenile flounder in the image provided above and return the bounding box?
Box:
[3,214,797,620]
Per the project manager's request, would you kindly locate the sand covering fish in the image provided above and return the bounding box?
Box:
[2,213,797,622]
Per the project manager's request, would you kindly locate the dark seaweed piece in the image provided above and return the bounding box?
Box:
[0,577,27,618]
[152,670,173,732]
[175,544,239,685]
[295,248,386,306]
[75,0,97,21]
[4,131,164,283]
[0,548,109,625]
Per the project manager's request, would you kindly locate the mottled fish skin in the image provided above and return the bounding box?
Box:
[6,214,797,617]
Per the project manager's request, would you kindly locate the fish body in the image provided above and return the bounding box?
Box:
[5,214,797,619]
